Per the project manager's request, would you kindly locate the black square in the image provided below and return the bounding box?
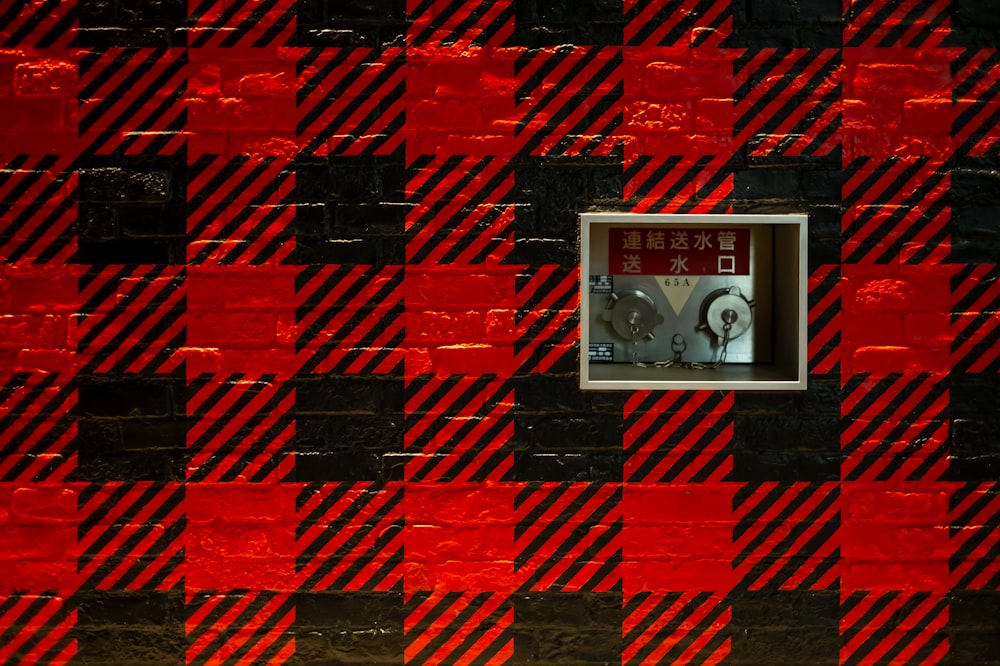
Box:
[73,591,185,664]
[730,590,839,665]
[510,0,624,47]
[78,0,186,47]
[295,0,407,48]
[295,591,405,664]
[513,592,623,663]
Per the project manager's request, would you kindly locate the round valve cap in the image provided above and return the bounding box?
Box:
[704,287,753,340]
[607,289,664,340]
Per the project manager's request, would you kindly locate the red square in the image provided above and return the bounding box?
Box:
[404,482,518,592]
[841,483,950,591]
[0,484,79,594]
[405,46,516,160]
[404,267,516,377]
[185,483,297,592]
[622,483,737,594]
[186,266,296,376]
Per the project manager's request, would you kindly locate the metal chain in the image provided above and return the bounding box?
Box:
[631,324,732,370]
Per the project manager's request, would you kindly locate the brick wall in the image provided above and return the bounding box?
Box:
[0,0,998,663]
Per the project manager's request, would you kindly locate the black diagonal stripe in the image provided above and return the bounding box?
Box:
[629,592,714,665]
[842,373,902,429]
[296,47,361,114]
[840,591,899,650]
[951,499,1000,572]
[469,1,515,48]
[189,156,250,215]
[847,0,902,47]
[105,303,185,375]
[296,484,357,551]
[0,373,56,441]
[216,410,295,483]
[648,155,715,214]
[732,482,787,541]
[625,0,664,46]
[252,4,295,47]
[1,380,74,457]
[329,515,404,590]
[874,420,948,481]
[0,594,53,648]
[300,56,403,155]
[517,54,622,153]
[661,2,710,48]
[114,517,185,590]
[407,157,497,237]
[81,49,186,138]
[955,538,1000,589]
[735,49,788,108]
[953,306,1000,361]
[188,377,283,473]
[241,207,296,266]
[517,488,620,588]
[0,159,67,240]
[332,77,405,155]
[514,483,564,541]
[877,0,939,48]
[191,592,292,664]
[408,592,494,665]
[77,266,159,344]
[407,379,508,448]
[844,375,936,456]
[84,485,184,563]
[419,420,513,482]
[756,502,839,590]
[117,79,186,149]
[80,274,185,373]
[848,593,935,666]
[957,100,1000,158]
[656,413,730,482]
[903,1,948,49]
[544,80,622,155]
[78,483,136,542]
[623,592,676,647]
[692,3,729,48]
[199,184,292,264]
[734,484,829,567]
[189,373,246,421]
[879,192,949,264]
[191,0,256,47]
[188,0,218,23]
[296,273,387,356]
[412,0,468,45]
[224,0,283,47]
[517,268,574,320]
[189,158,275,238]
[7,188,77,265]
[548,517,621,591]
[405,592,464,644]
[224,595,296,664]
[78,47,135,97]
[742,52,839,139]
[516,48,614,136]
[302,489,403,587]
[186,591,251,644]
[658,594,730,665]
[954,51,1000,100]
[407,154,468,203]
[952,265,997,313]
[514,46,572,102]
[0,155,57,214]
[295,264,351,323]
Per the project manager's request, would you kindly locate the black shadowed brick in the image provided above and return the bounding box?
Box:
[730,590,839,665]
[945,591,1000,665]
[947,374,1000,481]
[294,592,405,664]
[295,0,406,48]
[78,0,186,47]
[949,205,1000,264]
[73,591,185,664]
[510,0,624,47]
[513,592,623,663]
[726,1,841,48]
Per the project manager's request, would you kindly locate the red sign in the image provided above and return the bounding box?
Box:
[608,227,750,276]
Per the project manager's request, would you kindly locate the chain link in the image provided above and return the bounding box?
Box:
[630,324,732,370]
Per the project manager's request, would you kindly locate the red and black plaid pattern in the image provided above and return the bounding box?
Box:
[1,0,998,663]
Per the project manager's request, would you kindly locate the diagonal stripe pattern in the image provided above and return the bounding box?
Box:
[624,0,732,48]
[74,265,186,375]
[0,0,76,48]
[186,373,295,483]
[845,0,951,49]
[188,0,296,48]
[623,591,730,665]
[0,371,76,482]
[187,154,295,265]
[294,264,405,375]
[623,390,733,483]
[407,0,514,49]
[186,590,296,665]
[514,46,623,157]
[404,375,513,482]
[77,48,188,157]
[0,154,78,265]
[842,156,950,265]
[841,373,949,481]
[809,264,841,375]
[732,482,840,591]
[0,593,76,665]
[514,265,578,374]
[296,47,406,157]
[77,482,185,592]
[952,49,1000,158]
[514,482,622,592]
[949,482,1000,590]
[840,591,949,665]
[951,264,1000,374]
[406,155,515,264]
[404,590,514,665]
[295,482,405,592]
[624,153,735,214]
